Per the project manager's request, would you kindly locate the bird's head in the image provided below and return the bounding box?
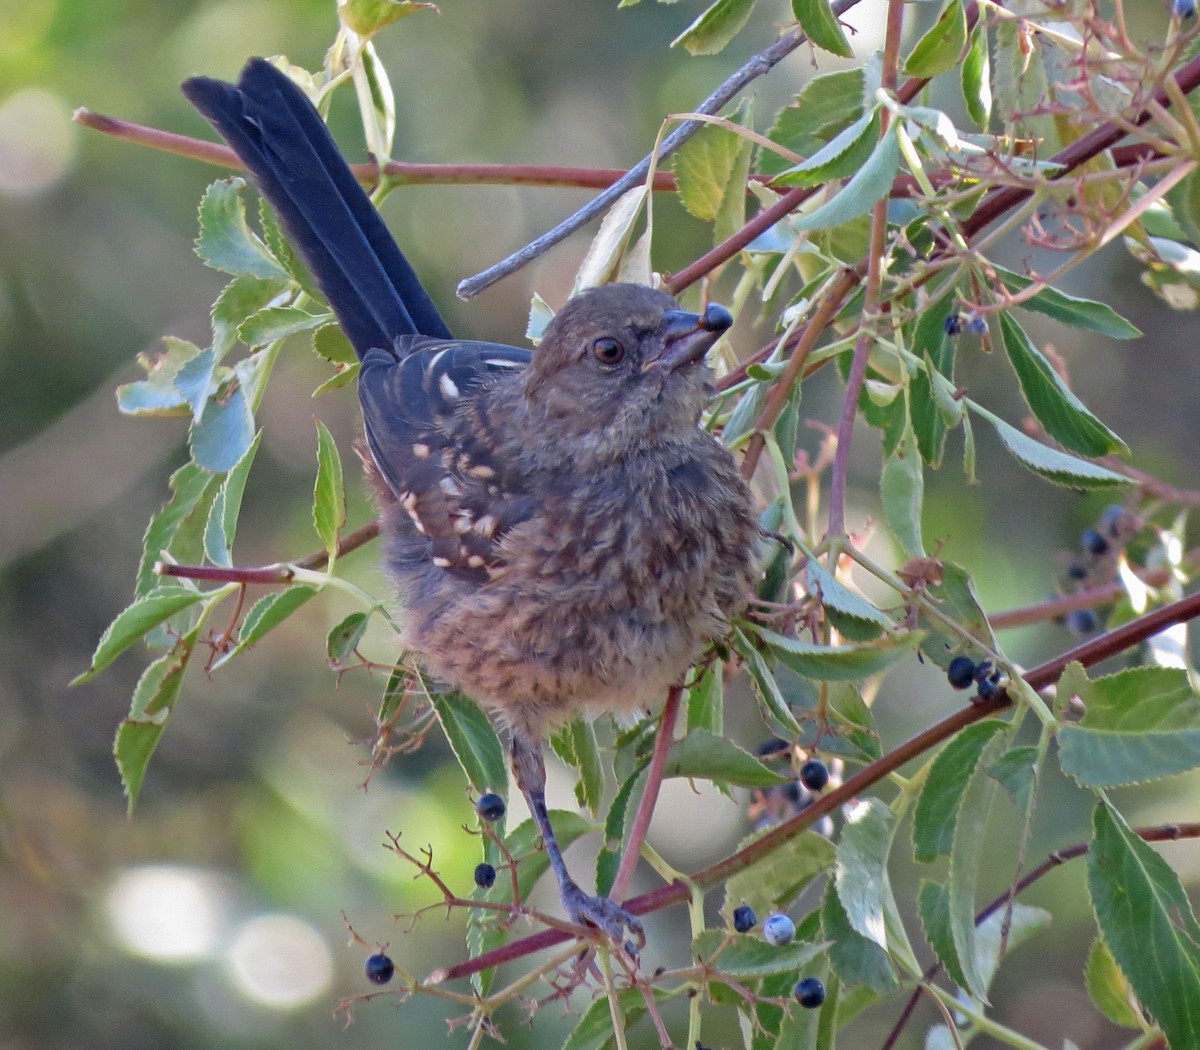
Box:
[522,283,732,461]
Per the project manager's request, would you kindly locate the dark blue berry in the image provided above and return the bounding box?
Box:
[966,314,988,335]
[943,313,963,336]
[1174,0,1196,18]
[763,913,796,946]
[794,976,825,1008]
[474,862,497,889]
[365,953,395,985]
[475,793,506,822]
[1100,505,1126,537]
[756,737,790,758]
[976,677,999,701]
[947,656,978,690]
[782,780,808,806]
[1082,528,1109,556]
[733,904,758,933]
[1066,561,1088,581]
[1066,608,1099,634]
[799,759,830,792]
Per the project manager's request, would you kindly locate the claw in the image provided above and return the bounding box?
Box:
[561,880,645,953]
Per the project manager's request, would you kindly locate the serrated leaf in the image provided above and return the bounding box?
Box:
[803,558,892,632]
[115,337,201,418]
[189,380,255,473]
[791,0,853,58]
[946,729,1010,1000]
[173,347,218,424]
[136,464,219,597]
[961,19,992,128]
[985,745,1038,814]
[998,312,1127,457]
[549,717,605,817]
[115,721,165,813]
[918,561,997,664]
[339,0,437,37]
[665,729,788,788]
[693,929,827,978]
[992,265,1141,338]
[74,589,207,683]
[212,585,318,668]
[772,110,881,190]
[686,663,724,735]
[312,363,360,397]
[724,828,836,920]
[1058,664,1200,787]
[734,630,804,735]
[760,69,865,178]
[1088,801,1200,1050]
[835,800,911,960]
[327,611,371,663]
[196,178,289,280]
[910,295,959,465]
[563,987,664,1050]
[428,689,508,797]
[986,412,1132,489]
[212,275,291,359]
[672,0,756,55]
[675,110,751,223]
[903,0,967,78]
[204,430,263,567]
[378,663,408,724]
[238,306,331,349]
[918,880,970,989]
[596,764,649,896]
[312,322,357,365]
[788,126,899,231]
[573,186,648,292]
[881,427,925,558]
[1085,936,1145,1029]
[913,720,1008,863]
[313,420,346,560]
[823,878,898,994]
[722,379,768,450]
[761,628,921,682]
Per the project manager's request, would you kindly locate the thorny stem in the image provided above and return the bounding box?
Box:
[610,684,683,902]
[878,821,1200,1050]
[431,588,1200,984]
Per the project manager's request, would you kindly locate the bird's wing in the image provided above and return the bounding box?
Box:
[359,337,534,581]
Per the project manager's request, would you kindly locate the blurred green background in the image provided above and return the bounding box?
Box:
[2,1,1199,1047]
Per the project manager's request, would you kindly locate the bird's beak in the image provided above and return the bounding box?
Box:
[647,303,734,373]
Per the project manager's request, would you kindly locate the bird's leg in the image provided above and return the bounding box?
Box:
[510,730,644,953]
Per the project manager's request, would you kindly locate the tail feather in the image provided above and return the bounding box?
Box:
[182,58,453,354]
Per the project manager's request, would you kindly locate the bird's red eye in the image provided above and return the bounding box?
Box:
[592,337,625,365]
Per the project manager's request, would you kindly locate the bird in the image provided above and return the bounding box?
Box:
[182,57,760,948]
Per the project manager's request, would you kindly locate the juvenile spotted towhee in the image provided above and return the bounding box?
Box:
[183,58,759,947]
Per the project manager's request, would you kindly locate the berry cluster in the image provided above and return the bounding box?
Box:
[728,905,825,1011]
[946,656,1004,701]
[1056,504,1141,636]
[942,310,988,337]
[750,742,835,835]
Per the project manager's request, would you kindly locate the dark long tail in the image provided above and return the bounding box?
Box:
[182,58,453,354]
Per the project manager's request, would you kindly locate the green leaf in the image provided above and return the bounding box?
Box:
[195,178,289,280]
[993,265,1141,338]
[312,322,357,365]
[787,128,901,231]
[946,728,1010,999]
[985,412,1132,489]
[378,663,408,724]
[189,380,255,473]
[327,611,371,663]
[671,0,756,55]
[761,628,922,682]
[339,0,436,37]
[664,730,789,788]
[173,348,218,424]
[772,110,881,189]
[312,363,360,397]
[115,722,165,813]
[573,186,648,292]
[909,295,959,465]
[313,420,346,560]
[1085,936,1145,1029]
[238,306,331,349]
[693,929,827,979]
[998,312,1127,458]
[595,764,649,896]
[74,588,207,683]
[115,337,201,418]
[212,585,318,668]
[835,800,913,965]
[212,275,291,359]
[204,430,263,567]
[1058,664,1200,787]
[734,630,804,735]
[1088,801,1200,1050]
[791,0,853,58]
[903,0,967,78]
[549,717,605,817]
[429,689,508,797]
[724,828,836,920]
[675,105,752,223]
[823,878,898,994]
[136,464,219,597]
[880,427,925,557]
[918,880,970,990]
[918,561,997,666]
[985,745,1038,814]
[563,987,663,1050]
[913,720,1008,863]
[803,558,892,634]
[961,19,992,128]
[760,69,865,178]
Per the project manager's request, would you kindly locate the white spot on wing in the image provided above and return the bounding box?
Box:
[438,373,460,400]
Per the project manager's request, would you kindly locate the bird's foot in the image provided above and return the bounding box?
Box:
[560,880,645,956]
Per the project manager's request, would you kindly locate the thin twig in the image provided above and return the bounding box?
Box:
[455,0,868,299]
